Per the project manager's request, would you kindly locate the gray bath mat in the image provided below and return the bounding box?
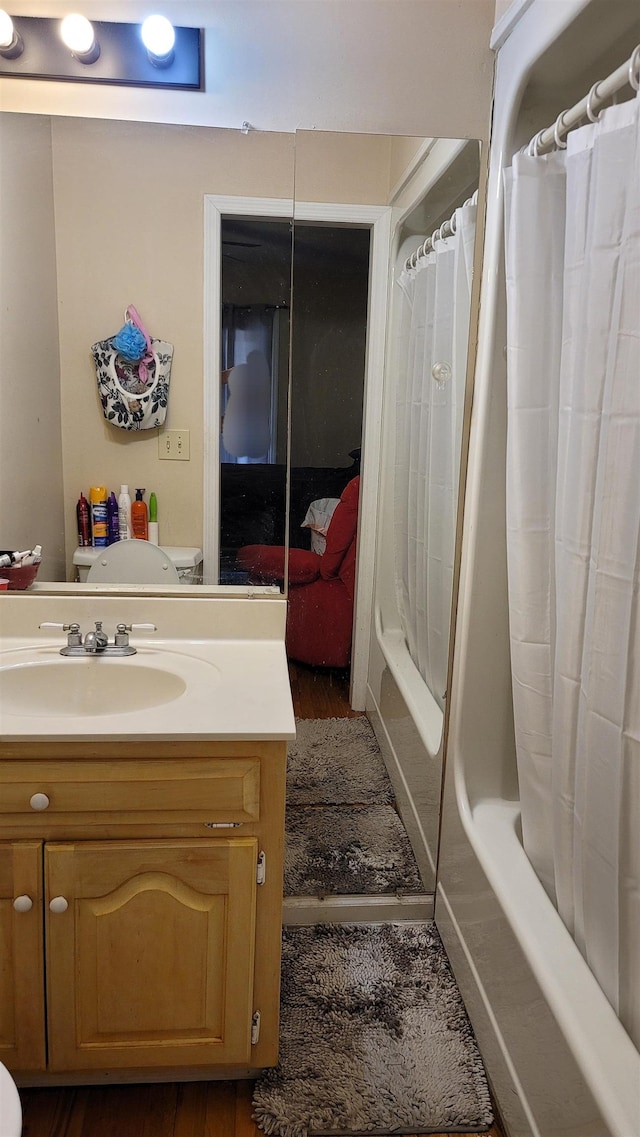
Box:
[253,922,493,1136]
[287,718,394,805]
[284,805,425,896]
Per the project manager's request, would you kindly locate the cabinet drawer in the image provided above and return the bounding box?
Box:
[0,759,260,822]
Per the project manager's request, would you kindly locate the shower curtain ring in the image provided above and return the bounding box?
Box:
[431,227,441,247]
[529,129,545,157]
[554,111,568,149]
[586,81,603,122]
[450,212,458,235]
[629,45,640,91]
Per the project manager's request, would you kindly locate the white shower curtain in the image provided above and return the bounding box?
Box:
[504,92,640,1049]
[394,203,476,708]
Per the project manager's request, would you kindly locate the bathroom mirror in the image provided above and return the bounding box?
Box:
[0,113,481,625]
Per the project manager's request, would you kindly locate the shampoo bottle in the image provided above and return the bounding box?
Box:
[118,485,132,540]
[76,492,92,547]
[148,492,159,545]
[89,486,108,547]
[107,492,120,544]
[132,488,148,540]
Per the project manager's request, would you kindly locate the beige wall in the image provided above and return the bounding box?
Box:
[0,114,65,579]
[294,131,392,205]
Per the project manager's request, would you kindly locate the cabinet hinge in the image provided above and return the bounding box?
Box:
[256,851,266,885]
[251,1010,261,1046]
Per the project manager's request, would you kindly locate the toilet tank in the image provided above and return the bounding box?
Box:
[73,545,203,584]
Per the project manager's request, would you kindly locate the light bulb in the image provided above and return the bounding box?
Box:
[141,15,175,65]
[0,9,14,47]
[0,8,23,58]
[60,14,99,62]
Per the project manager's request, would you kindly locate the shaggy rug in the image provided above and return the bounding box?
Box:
[253,923,493,1136]
[284,805,425,896]
[287,718,394,806]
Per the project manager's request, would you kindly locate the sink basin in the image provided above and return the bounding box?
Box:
[0,624,294,740]
[1,658,188,717]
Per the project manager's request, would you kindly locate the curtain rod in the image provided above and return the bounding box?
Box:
[403,189,478,273]
[526,43,640,157]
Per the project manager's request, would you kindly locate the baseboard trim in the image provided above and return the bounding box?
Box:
[282,893,434,925]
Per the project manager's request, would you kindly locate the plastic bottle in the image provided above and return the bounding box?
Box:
[148,492,159,545]
[76,492,92,547]
[131,488,148,540]
[107,492,120,545]
[118,485,132,541]
[89,486,108,547]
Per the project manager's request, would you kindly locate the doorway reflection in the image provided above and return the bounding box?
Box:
[219,217,291,583]
[221,219,371,594]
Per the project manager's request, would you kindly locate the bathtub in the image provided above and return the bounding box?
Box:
[366,616,444,901]
[437,787,640,1137]
[435,3,640,1134]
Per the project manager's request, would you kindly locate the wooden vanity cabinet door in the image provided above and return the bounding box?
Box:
[0,841,46,1071]
[45,838,258,1072]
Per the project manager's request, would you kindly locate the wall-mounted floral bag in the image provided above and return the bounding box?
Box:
[91,305,173,431]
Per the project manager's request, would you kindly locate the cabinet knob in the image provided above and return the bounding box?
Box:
[29,792,50,811]
[13,895,33,913]
[49,896,69,914]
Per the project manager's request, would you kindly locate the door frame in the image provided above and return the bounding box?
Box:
[203,194,391,710]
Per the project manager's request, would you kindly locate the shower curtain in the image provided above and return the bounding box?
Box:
[504,92,640,1048]
[394,203,476,708]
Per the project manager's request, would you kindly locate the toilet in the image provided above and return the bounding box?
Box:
[73,544,203,585]
[0,1061,22,1136]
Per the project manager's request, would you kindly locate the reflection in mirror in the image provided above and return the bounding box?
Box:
[287,133,482,896]
[392,145,479,714]
[219,217,292,585]
[0,111,295,591]
[234,221,369,611]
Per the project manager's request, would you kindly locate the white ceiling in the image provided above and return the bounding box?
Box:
[0,0,496,140]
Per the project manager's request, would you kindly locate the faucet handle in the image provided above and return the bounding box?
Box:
[39,622,79,631]
[114,622,157,648]
[116,623,157,633]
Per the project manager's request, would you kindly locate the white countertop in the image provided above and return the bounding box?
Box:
[0,596,296,742]
[0,636,296,742]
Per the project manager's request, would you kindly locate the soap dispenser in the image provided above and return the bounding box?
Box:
[131,488,148,540]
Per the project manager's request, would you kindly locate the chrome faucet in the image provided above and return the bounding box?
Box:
[39,621,157,657]
[83,621,109,654]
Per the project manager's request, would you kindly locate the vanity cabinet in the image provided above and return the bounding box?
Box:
[0,739,287,1085]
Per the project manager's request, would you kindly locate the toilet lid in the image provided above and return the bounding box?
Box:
[86,540,180,584]
[0,1062,22,1137]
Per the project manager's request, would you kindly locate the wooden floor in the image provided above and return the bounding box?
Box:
[19,663,505,1137]
[20,1078,504,1137]
[287,660,362,719]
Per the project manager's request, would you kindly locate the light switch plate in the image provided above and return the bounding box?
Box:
[159,429,190,461]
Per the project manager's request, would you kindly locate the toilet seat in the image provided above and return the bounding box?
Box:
[0,1061,22,1136]
[86,540,181,584]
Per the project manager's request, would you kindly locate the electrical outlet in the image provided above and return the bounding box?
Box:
[159,429,190,461]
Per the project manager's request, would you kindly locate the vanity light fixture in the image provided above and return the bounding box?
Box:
[0,9,23,59]
[0,12,202,89]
